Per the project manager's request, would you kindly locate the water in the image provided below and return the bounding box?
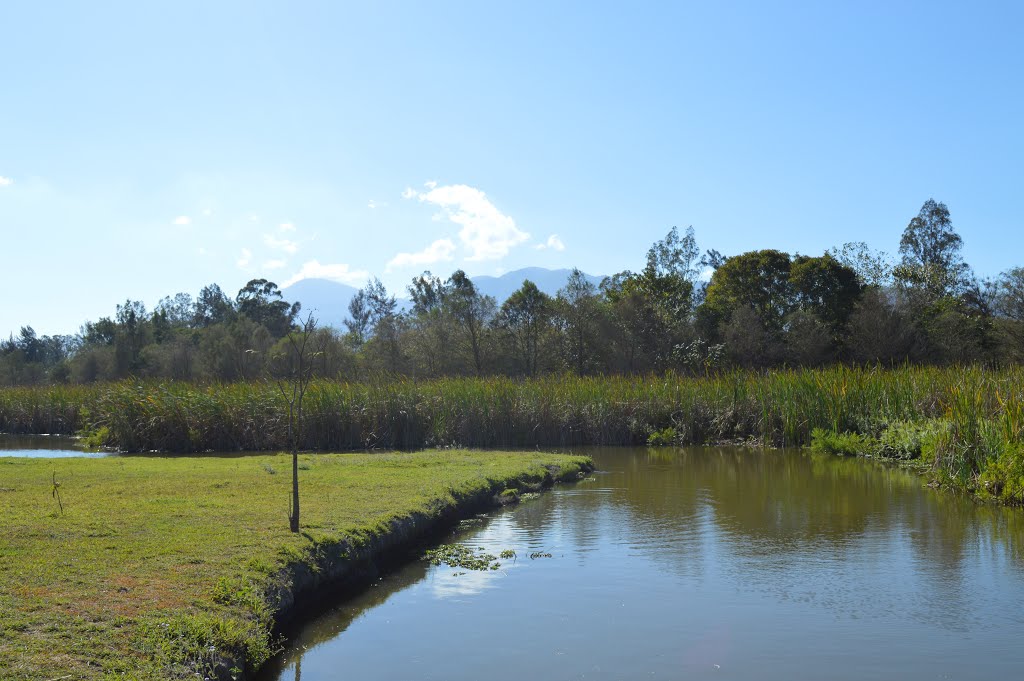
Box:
[259,447,1024,681]
[0,433,105,458]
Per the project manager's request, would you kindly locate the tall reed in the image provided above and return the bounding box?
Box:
[0,366,1018,454]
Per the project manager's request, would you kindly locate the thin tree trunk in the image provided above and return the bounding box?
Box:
[290,447,299,532]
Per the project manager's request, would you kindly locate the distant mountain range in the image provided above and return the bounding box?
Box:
[283,267,605,330]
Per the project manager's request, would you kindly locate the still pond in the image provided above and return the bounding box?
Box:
[258,446,1024,681]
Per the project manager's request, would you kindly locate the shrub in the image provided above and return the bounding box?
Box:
[809,428,874,457]
[647,426,678,446]
[979,443,1024,504]
[876,419,948,460]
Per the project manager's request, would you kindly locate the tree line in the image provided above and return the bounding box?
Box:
[4,198,1024,386]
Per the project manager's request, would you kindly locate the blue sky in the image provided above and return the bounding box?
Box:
[2,1,1022,337]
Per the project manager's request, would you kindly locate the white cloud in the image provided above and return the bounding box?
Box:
[424,180,438,189]
[263,234,299,254]
[401,187,417,200]
[263,259,287,270]
[0,176,12,187]
[278,222,295,232]
[534,234,566,251]
[173,215,191,226]
[368,199,387,209]
[237,248,252,268]
[283,260,369,287]
[387,238,457,271]
[414,184,529,261]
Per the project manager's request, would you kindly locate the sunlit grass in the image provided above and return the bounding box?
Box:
[0,450,590,679]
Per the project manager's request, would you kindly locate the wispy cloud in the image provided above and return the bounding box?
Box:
[237,248,252,268]
[367,199,387,209]
[263,234,299,254]
[263,259,287,270]
[405,183,529,261]
[0,176,12,187]
[534,234,566,251]
[401,187,417,199]
[283,260,369,287]
[278,222,295,232]
[173,215,191,226]
[387,238,457,271]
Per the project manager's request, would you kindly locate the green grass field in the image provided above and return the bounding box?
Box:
[0,450,590,680]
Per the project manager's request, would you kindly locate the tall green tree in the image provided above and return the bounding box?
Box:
[827,241,893,289]
[894,199,970,299]
[113,300,150,376]
[344,290,372,347]
[361,278,406,373]
[194,284,235,328]
[497,280,551,376]
[406,272,453,377]
[236,279,300,338]
[789,254,863,330]
[602,227,701,371]
[446,270,495,375]
[556,268,603,375]
[702,250,794,331]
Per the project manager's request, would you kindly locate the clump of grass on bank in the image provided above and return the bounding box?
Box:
[0,450,590,680]
[809,428,874,457]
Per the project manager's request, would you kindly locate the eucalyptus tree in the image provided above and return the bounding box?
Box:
[496,280,552,376]
[446,270,495,375]
[556,268,603,375]
[992,267,1024,360]
[113,300,150,376]
[602,227,701,371]
[827,241,893,289]
[344,290,372,347]
[359,278,406,374]
[406,271,452,376]
[894,199,971,300]
[236,279,300,338]
[194,283,235,328]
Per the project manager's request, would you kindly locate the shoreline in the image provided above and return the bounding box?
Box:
[0,451,592,680]
[242,461,592,681]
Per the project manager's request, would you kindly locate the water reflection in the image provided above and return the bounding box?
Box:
[260,447,1024,681]
[0,433,102,457]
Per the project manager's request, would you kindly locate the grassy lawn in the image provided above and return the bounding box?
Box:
[0,450,590,680]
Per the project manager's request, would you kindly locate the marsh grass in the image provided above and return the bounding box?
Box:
[3,366,1024,500]
[0,450,589,680]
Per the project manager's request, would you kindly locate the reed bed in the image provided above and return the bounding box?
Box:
[3,366,1023,501]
